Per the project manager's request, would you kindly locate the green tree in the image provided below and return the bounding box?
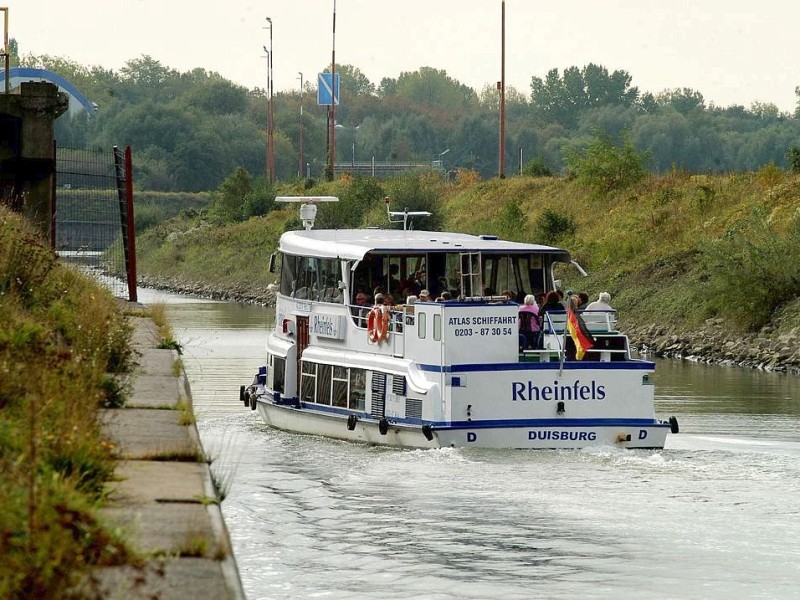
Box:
[209,167,252,222]
[180,76,249,115]
[395,67,478,112]
[241,179,276,219]
[795,86,800,119]
[522,157,552,177]
[656,88,705,115]
[377,77,398,97]
[788,145,800,173]
[566,130,648,194]
[329,63,376,98]
[530,64,639,129]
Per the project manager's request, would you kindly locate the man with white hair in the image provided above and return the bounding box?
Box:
[585,292,612,311]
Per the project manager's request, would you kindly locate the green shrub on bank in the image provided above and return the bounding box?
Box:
[566,130,648,195]
[0,206,137,598]
[134,191,212,232]
[700,209,800,330]
[534,209,577,245]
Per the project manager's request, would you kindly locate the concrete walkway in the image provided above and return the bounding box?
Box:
[93,314,245,599]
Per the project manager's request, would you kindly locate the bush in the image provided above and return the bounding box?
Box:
[787,145,800,174]
[241,181,276,219]
[700,209,800,330]
[533,208,576,244]
[521,157,552,177]
[566,130,648,195]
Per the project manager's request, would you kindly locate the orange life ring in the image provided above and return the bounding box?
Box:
[367,307,389,343]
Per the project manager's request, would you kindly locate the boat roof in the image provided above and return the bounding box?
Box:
[279,229,571,262]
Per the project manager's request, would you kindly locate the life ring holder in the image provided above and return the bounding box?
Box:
[367,306,390,344]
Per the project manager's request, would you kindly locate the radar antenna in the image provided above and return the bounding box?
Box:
[276,196,338,230]
[384,196,431,231]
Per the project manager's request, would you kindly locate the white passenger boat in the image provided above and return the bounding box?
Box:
[240,197,678,449]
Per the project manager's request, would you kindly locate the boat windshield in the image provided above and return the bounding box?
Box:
[280,255,343,303]
[351,251,551,304]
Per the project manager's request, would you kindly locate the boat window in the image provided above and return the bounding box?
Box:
[317,364,332,405]
[349,368,366,411]
[332,367,348,407]
[517,254,545,297]
[272,356,285,393]
[417,312,427,339]
[460,252,482,297]
[318,258,342,303]
[433,314,442,341]
[294,257,317,300]
[300,361,316,402]
[352,253,427,304]
[280,254,297,296]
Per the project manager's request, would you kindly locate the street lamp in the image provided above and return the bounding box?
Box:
[433,148,450,170]
[265,17,274,184]
[335,123,361,169]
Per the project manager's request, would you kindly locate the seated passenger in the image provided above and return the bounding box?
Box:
[585,292,613,311]
[518,294,541,350]
[539,290,565,331]
[583,292,616,330]
[354,292,369,306]
[418,289,432,302]
[388,264,401,295]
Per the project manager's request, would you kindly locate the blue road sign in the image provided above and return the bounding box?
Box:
[317,72,340,106]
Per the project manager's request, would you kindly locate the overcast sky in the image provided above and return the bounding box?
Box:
[7,0,800,112]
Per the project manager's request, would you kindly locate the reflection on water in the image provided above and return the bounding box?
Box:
[654,359,800,442]
[158,295,800,600]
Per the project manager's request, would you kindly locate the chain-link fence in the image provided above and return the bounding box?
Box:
[55,146,136,301]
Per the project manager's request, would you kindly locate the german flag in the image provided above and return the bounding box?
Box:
[567,305,595,360]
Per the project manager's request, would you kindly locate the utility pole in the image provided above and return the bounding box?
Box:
[298,72,304,178]
[498,1,506,178]
[265,17,274,184]
[328,0,336,181]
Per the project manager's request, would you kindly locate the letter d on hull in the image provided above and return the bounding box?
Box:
[467,432,477,443]
[639,429,648,440]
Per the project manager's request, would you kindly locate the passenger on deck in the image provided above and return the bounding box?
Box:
[401,271,423,296]
[419,289,432,302]
[518,294,541,350]
[585,292,613,311]
[388,264,401,295]
[435,291,452,302]
[539,290,565,330]
[354,292,369,306]
[577,292,590,308]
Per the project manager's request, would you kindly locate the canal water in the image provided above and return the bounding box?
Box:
[142,291,800,600]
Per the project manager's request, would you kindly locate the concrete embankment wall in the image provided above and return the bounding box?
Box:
[95,312,245,599]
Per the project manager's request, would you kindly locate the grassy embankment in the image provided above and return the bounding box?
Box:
[0,206,139,598]
[135,170,800,336]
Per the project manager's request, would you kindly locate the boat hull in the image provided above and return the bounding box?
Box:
[255,399,671,450]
